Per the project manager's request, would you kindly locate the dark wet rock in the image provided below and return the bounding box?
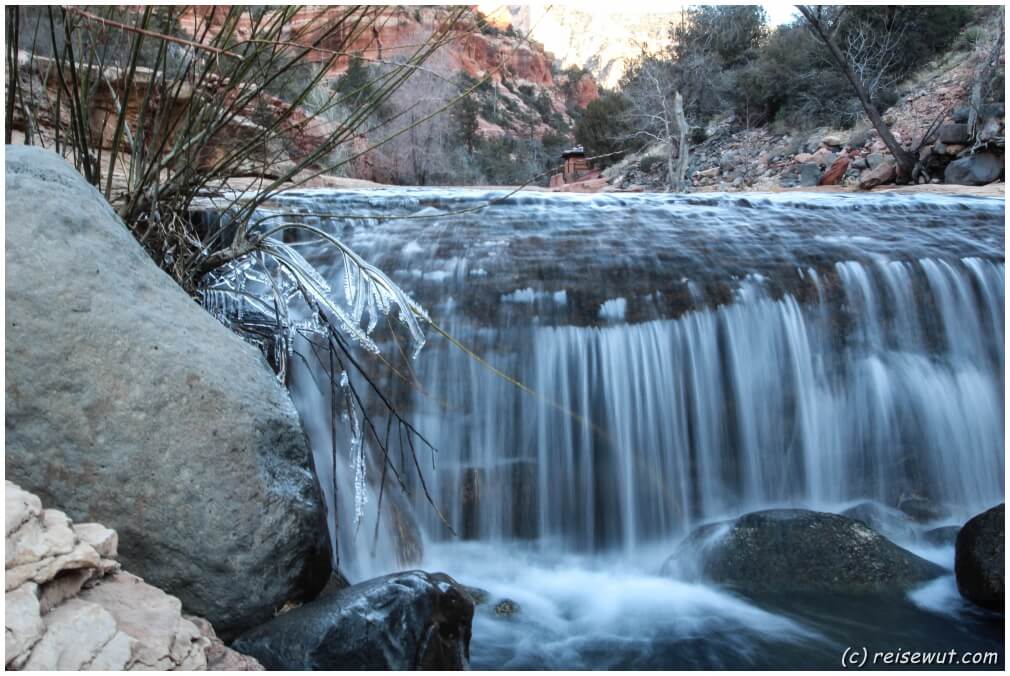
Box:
[4,147,329,638]
[319,570,351,597]
[494,598,520,617]
[944,152,1004,186]
[955,504,1004,611]
[921,526,961,547]
[897,496,951,524]
[461,585,490,605]
[842,501,917,543]
[232,571,475,669]
[938,123,970,145]
[662,509,944,594]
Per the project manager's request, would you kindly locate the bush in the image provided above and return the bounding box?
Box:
[672,5,767,67]
[638,154,666,175]
[574,91,634,161]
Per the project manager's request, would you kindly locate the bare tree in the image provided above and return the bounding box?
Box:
[367,48,480,185]
[621,54,690,191]
[844,19,905,106]
[967,8,1005,145]
[797,5,918,180]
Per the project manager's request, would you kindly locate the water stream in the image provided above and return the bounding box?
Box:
[268,189,1003,667]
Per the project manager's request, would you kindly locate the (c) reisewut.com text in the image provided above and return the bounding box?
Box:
[842,646,1001,668]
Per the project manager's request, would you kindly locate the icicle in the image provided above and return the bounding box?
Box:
[338,370,367,527]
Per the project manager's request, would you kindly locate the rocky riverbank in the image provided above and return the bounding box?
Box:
[5,481,261,670]
[604,42,1005,194]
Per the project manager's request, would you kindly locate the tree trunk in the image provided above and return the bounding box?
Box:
[672,91,689,191]
[798,6,916,180]
[968,25,1004,142]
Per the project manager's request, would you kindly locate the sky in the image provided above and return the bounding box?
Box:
[535,2,801,26]
[762,4,800,26]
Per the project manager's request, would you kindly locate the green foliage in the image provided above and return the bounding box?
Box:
[844,5,973,78]
[574,91,633,161]
[617,5,983,136]
[454,92,481,153]
[638,154,665,175]
[721,23,855,129]
[561,65,590,105]
[336,54,374,107]
[672,5,767,67]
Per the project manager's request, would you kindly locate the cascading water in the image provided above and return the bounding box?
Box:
[262,189,1004,667]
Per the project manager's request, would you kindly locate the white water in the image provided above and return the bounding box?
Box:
[262,189,1004,667]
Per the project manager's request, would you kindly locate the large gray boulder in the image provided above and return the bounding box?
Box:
[232,571,475,669]
[955,504,1004,611]
[662,509,944,594]
[5,146,330,637]
[944,152,1004,186]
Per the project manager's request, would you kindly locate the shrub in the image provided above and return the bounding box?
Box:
[574,91,634,161]
[638,154,665,175]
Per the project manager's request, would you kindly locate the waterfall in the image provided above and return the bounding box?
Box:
[260,189,1005,576]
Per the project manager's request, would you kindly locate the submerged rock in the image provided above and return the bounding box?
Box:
[494,598,520,617]
[662,509,944,594]
[4,146,329,637]
[896,496,950,524]
[841,501,917,543]
[955,504,1004,611]
[232,570,475,669]
[921,525,961,547]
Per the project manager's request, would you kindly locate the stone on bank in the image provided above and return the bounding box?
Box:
[5,146,330,637]
[5,480,261,670]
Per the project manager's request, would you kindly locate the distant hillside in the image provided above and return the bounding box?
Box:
[481,4,682,88]
[177,5,600,186]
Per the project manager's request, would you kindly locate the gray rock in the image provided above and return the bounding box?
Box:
[978,102,1005,119]
[952,106,970,123]
[859,161,897,190]
[232,571,474,669]
[955,504,1004,611]
[938,123,970,145]
[944,152,1004,186]
[798,163,822,187]
[847,129,873,148]
[866,153,885,169]
[5,146,330,638]
[662,509,944,594]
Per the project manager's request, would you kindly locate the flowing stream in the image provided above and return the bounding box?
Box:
[269,189,1004,668]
